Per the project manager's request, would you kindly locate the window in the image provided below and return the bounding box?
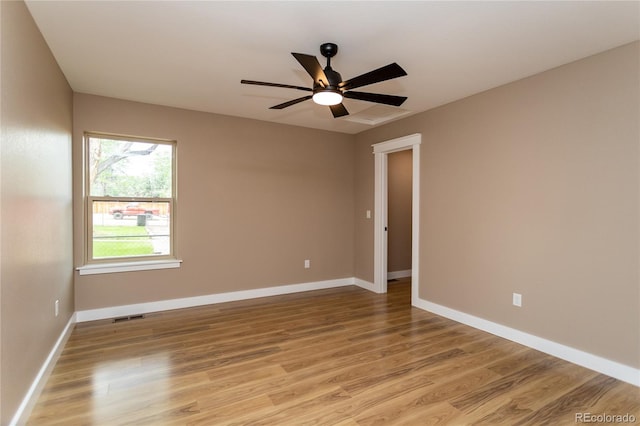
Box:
[84,133,177,268]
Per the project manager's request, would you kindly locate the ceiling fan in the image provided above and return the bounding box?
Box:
[241,43,408,118]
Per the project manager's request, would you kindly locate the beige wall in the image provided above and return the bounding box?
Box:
[355,42,640,368]
[73,94,355,310]
[353,134,375,282]
[387,150,412,273]
[0,1,74,424]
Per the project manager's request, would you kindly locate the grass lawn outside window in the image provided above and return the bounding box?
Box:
[92,226,154,258]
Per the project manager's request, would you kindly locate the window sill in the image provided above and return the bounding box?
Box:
[76,259,182,275]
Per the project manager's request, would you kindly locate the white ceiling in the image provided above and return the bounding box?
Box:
[25,1,639,134]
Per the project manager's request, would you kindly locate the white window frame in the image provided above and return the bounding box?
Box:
[77,132,181,275]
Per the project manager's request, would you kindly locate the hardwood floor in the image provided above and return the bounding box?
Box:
[28,279,639,425]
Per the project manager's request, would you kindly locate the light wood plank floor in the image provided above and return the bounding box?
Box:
[29,279,639,425]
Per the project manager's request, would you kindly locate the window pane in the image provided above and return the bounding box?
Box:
[88,137,173,197]
[92,201,171,259]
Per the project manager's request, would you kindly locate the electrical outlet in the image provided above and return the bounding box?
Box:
[366,210,371,219]
[55,300,59,317]
[512,293,522,307]
[304,259,310,269]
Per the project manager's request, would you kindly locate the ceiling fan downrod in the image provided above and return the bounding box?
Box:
[318,43,341,89]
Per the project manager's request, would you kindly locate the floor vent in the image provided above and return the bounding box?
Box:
[113,314,145,323]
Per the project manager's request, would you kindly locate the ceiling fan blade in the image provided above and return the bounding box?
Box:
[343,91,407,107]
[241,79,312,92]
[269,95,313,109]
[329,103,349,118]
[291,53,329,85]
[339,63,407,91]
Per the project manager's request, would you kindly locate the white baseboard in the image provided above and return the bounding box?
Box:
[354,277,375,290]
[76,277,355,322]
[388,269,412,280]
[413,297,640,387]
[9,313,77,426]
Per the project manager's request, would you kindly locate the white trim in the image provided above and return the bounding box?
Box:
[9,314,77,426]
[76,278,354,322]
[414,297,640,387]
[76,259,182,275]
[387,270,412,280]
[354,278,375,291]
[373,133,422,154]
[410,141,420,306]
[373,151,388,294]
[372,133,421,300]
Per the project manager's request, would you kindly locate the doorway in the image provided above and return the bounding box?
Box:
[372,133,421,306]
[387,150,413,280]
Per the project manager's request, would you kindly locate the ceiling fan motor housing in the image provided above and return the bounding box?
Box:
[316,68,342,89]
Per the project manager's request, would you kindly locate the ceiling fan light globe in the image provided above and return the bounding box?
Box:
[312,90,343,106]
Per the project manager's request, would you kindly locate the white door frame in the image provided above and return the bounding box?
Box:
[372,133,421,305]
